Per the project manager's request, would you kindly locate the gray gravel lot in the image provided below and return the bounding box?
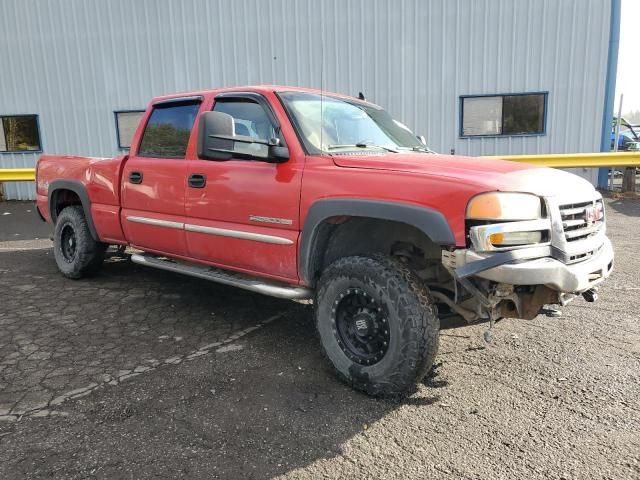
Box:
[0,198,639,479]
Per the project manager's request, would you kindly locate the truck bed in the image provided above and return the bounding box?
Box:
[36,155,127,244]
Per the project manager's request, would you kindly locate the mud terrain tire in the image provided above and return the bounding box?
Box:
[53,206,107,279]
[316,254,439,396]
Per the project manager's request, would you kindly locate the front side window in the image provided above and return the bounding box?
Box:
[138,100,200,158]
[0,115,41,152]
[213,98,278,143]
[460,93,546,137]
[278,91,426,154]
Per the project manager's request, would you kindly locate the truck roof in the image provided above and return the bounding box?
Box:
[150,85,364,105]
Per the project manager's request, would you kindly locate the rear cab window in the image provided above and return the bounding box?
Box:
[138,99,201,158]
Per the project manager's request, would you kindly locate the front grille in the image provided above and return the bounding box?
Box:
[558,199,604,243]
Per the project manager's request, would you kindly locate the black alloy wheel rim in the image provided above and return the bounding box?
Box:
[332,288,390,365]
[60,224,77,263]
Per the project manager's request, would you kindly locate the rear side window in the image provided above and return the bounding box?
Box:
[138,100,201,158]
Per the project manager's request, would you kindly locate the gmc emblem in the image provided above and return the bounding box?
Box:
[584,203,603,224]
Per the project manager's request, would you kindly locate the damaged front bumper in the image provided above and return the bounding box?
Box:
[438,193,614,322]
[447,237,614,294]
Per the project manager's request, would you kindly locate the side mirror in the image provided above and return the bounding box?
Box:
[197,111,289,163]
[267,138,290,162]
[198,111,235,160]
[417,135,427,146]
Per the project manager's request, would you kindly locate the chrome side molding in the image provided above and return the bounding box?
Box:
[126,216,293,245]
[126,216,184,230]
[184,224,293,245]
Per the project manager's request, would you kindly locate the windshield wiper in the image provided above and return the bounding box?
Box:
[396,146,436,154]
[327,143,399,153]
[411,146,435,153]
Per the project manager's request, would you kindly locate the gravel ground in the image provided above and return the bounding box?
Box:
[0,199,638,479]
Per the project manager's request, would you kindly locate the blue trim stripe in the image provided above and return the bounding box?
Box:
[598,0,622,189]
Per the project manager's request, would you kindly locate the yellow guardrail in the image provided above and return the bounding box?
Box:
[0,168,36,182]
[1,152,639,183]
[482,151,640,168]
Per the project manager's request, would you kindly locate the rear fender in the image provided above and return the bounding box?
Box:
[48,180,99,241]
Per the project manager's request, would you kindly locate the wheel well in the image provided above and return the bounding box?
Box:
[51,189,82,220]
[307,216,445,286]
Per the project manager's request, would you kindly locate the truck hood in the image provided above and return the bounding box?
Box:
[331,152,596,199]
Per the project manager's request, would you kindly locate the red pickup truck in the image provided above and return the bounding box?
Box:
[36,86,614,396]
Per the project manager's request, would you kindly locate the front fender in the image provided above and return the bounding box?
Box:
[299,198,455,284]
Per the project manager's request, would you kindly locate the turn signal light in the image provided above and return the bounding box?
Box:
[489,231,543,246]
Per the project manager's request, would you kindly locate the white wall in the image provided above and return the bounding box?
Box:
[0,0,612,199]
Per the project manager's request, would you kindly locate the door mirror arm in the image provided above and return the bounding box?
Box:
[208,133,276,146]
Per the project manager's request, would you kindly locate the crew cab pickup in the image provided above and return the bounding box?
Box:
[36,86,614,396]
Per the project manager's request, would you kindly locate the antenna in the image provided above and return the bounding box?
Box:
[320,4,324,155]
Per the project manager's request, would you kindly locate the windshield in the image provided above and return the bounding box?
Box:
[278,91,428,154]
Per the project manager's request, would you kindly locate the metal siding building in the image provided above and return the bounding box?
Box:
[0,0,616,199]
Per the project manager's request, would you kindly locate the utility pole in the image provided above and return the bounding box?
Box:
[614,95,636,193]
[620,101,637,191]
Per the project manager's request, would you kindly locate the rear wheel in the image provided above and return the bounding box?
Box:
[53,206,107,279]
[315,254,439,396]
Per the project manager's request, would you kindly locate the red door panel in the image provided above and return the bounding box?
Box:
[184,160,302,282]
[121,157,187,256]
[120,97,204,257]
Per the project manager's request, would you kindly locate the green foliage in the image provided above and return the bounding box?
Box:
[621,110,640,125]
[502,95,545,135]
[138,123,191,157]
[2,116,40,151]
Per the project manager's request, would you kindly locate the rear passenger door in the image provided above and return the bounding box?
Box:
[121,97,202,257]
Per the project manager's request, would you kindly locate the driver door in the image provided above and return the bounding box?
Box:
[184,92,303,283]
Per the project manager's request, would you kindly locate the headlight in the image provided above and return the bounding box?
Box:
[466,192,549,251]
[466,192,543,221]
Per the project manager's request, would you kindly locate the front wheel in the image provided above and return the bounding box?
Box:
[315,255,439,396]
[53,205,107,279]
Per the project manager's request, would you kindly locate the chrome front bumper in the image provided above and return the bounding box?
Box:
[452,237,614,293]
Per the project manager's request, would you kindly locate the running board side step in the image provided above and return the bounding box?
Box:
[130,253,313,300]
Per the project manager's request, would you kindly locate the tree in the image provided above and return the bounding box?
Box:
[622,110,640,125]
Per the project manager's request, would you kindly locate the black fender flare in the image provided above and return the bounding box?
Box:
[48,180,99,241]
[299,198,456,284]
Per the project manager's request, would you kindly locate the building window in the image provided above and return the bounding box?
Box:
[115,110,145,149]
[0,115,41,153]
[460,93,547,137]
[138,100,201,158]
